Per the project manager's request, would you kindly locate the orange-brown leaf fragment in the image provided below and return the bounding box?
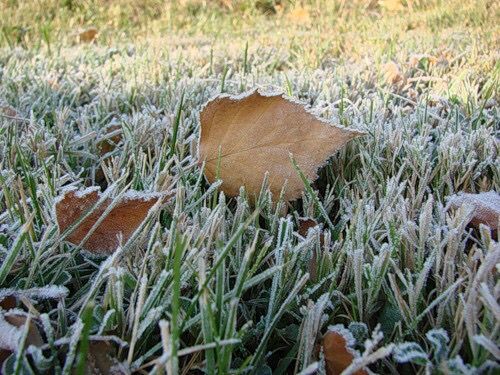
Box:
[323,329,367,375]
[382,62,404,85]
[98,125,123,156]
[55,188,162,254]
[199,90,364,202]
[447,191,500,231]
[79,27,98,43]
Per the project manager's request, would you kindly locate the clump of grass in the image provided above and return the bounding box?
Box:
[0,0,499,374]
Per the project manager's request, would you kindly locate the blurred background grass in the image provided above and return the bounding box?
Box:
[1,1,498,56]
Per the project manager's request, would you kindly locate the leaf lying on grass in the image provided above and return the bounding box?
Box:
[199,90,363,201]
[78,27,98,43]
[76,340,127,375]
[322,326,367,375]
[446,191,499,231]
[98,125,123,156]
[0,312,43,368]
[382,62,404,86]
[55,187,164,254]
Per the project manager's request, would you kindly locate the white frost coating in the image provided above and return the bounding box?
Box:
[74,186,101,198]
[122,190,165,202]
[51,334,128,348]
[0,314,23,350]
[0,285,69,301]
[55,186,102,204]
[446,191,500,209]
[54,186,78,204]
[56,186,166,204]
[54,185,97,205]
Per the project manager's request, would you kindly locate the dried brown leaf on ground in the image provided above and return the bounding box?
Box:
[55,187,165,254]
[0,312,44,368]
[447,191,500,231]
[98,125,123,156]
[78,27,98,43]
[0,105,19,118]
[0,296,16,310]
[382,62,404,86]
[199,90,364,202]
[322,327,367,375]
[74,340,127,375]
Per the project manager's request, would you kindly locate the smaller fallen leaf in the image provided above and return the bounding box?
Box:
[0,296,16,310]
[0,312,44,368]
[322,325,367,375]
[78,27,98,43]
[298,217,320,238]
[55,187,166,254]
[0,105,19,118]
[98,125,123,156]
[446,191,500,231]
[74,340,128,375]
[382,62,404,86]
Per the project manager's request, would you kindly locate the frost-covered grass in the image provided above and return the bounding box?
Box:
[0,1,499,374]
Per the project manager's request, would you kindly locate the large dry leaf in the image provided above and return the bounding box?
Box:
[447,191,500,231]
[322,328,367,375]
[199,90,363,201]
[55,188,163,254]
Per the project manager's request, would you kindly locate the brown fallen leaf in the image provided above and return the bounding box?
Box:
[199,90,363,202]
[323,327,367,375]
[98,125,123,156]
[94,125,123,186]
[73,340,127,375]
[0,312,44,369]
[55,187,163,254]
[78,27,98,43]
[298,217,320,238]
[0,296,17,310]
[0,105,19,118]
[447,191,500,231]
[382,62,404,86]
